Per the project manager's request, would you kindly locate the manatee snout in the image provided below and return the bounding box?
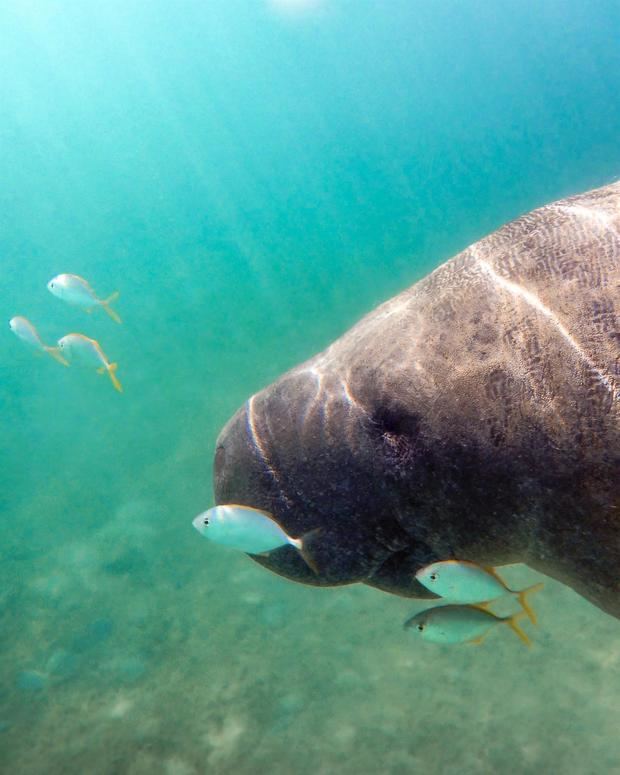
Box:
[213,406,267,511]
[213,370,440,598]
[213,393,338,587]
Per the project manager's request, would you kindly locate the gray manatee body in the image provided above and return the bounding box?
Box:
[214,182,620,617]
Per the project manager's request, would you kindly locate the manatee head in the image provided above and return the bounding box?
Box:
[213,365,437,598]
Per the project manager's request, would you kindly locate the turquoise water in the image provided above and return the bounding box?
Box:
[2,2,620,772]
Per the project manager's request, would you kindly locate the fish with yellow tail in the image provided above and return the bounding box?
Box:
[57,333,122,392]
[47,274,121,324]
[404,604,532,647]
[415,560,544,624]
[192,504,319,573]
[9,316,69,366]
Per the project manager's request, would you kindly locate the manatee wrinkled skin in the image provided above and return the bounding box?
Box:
[214,182,620,617]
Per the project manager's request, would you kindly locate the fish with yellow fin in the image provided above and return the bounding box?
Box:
[192,504,319,572]
[415,560,544,624]
[47,274,121,324]
[58,333,122,392]
[404,604,532,647]
[9,316,69,366]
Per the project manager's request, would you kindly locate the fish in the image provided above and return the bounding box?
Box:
[415,560,544,624]
[57,333,122,392]
[9,316,69,366]
[47,274,121,324]
[192,504,318,571]
[404,604,532,647]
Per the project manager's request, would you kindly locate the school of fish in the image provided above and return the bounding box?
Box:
[9,273,122,392]
[191,504,545,648]
[407,560,545,647]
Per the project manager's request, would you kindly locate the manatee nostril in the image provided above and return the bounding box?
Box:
[369,405,421,479]
[371,405,420,438]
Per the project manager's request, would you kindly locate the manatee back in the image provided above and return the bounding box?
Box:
[326,181,620,449]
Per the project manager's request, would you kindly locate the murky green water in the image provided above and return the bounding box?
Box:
[2,2,620,773]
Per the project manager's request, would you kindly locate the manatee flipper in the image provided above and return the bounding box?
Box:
[250,526,390,586]
[250,546,339,587]
[297,527,389,582]
[364,548,439,599]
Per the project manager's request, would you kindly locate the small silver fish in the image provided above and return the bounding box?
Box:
[58,333,122,392]
[415,560,544,623]
[192,504,319,572]
[9,316,68,366]
[47,274,121,323]
[404,604,531,647]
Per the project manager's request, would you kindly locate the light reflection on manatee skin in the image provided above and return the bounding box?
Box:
[298,367,326,427]
[245,393,283,491]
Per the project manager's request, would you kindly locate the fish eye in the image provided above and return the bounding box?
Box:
[429,573,438,582]
[203,517,209,526]
[416,623,425,632]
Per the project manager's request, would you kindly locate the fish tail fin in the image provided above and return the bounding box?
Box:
[505,610,531,648]
[107,362,123,393]
[45,346,69,367]
[101,291,121,324]
[291,528,322,575]
[517,582,544,625]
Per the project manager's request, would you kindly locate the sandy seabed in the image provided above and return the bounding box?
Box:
[2,494,620,775]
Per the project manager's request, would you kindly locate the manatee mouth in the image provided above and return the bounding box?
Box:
[213,402,328,585]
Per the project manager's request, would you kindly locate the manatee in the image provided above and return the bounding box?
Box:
[214,182,620,617]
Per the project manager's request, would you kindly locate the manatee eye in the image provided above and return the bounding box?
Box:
[416,623,425,632]
[429,573,438,582]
